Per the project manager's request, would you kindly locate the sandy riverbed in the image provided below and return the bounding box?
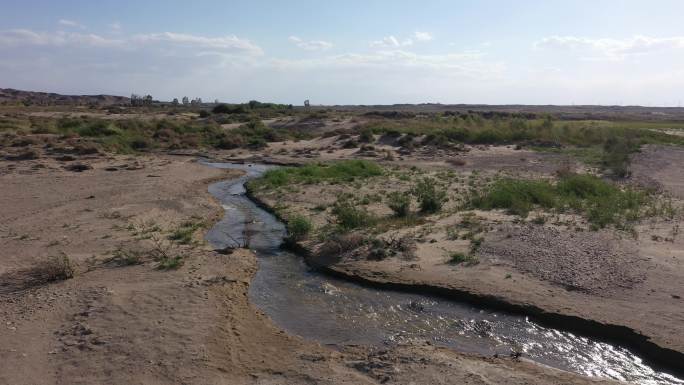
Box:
[0,153,624,384]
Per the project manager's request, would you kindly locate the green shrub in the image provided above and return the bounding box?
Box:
[251,160,382,189]
[332,199,375,230]
[212,104,246,114]
[157,255,184,270]
[168,221,203,244]
[109,249,142,266]
[471,173,650,228]
[286,215,313,243]
[387,191,411,217]
[471,179,556,217]
[358,128,374,143]
[412,177,448,213]
[448,252,478,266]
[602,135,637,177]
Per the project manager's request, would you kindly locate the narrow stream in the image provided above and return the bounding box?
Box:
[203,161,684,385]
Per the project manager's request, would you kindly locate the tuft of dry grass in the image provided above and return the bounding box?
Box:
[29,254,75,283]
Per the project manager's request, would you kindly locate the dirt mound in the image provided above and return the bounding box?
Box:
[480,225,647,295]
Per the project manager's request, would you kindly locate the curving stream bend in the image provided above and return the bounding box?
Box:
[203,161,684,385]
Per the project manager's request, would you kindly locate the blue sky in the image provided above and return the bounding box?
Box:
[2,0,684,105]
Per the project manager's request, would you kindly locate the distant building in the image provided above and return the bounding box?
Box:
[304,99,310,107]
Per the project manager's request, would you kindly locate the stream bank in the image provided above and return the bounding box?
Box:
[205,160,684,385]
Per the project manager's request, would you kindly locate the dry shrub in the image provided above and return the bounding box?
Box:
[317,233,366,258]
[30,254,75,283]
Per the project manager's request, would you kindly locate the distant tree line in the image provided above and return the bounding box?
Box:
[212,100,293,114]
[130,94,153,106]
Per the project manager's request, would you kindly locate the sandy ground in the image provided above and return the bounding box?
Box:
[0,153,618,384]
[249,144,684,368]
[631,144,684,199]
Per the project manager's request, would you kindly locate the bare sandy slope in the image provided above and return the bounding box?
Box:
[0,154,618,385]
[631,144,684,199]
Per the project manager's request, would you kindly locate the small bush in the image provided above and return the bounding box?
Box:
[32,254,75,282]
[332,199,375,230]
[387,191,411,217]
[412,177,448,213]
[212,104,246,114]
[317,233,366,258]
[471,179,556,217]
[448,252,478,266]
[602,135,636,178]
[157,256,184,270]
[358,128,374,143]
[108,249,142,266]
[286,215,313,243]
[168,221,203,244]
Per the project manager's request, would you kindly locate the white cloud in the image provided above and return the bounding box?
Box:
[413,31,433,42]
[288,36,333,51]
[133,32,263,55]
[535,35,684,60]
[0,29,122,47]
[58,19,85,29]
[370,35,407,48]
[109,22,122,31]
[268,49,502,80]
[0,29,263,57]
[370,32,433,48]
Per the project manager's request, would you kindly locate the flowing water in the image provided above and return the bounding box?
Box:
[203,161,683,385]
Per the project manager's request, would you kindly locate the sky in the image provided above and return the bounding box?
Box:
[1,0,684,105]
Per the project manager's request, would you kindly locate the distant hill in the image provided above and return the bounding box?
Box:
[0,88,130,106]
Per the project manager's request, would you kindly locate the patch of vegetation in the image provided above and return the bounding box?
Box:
[412,177,448,213]
[156,255,184,270]
[168,220,203,244]
[31,254,75,282]
[249,160,382,190]
[386,191,411,217]
[447,252,478,266]
[602,135,638,177]
[361,115,684,175]
[149,235,185,270]
[285,215,313,243]
[471,178,556,217]
[358,128,374,143]
[471,173,651,228]
[107,248,142,266]
[331,198,376,231]
[317,232,367,258]
[0,113,310,153]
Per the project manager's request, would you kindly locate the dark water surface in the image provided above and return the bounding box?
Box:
[203,161,683,385]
